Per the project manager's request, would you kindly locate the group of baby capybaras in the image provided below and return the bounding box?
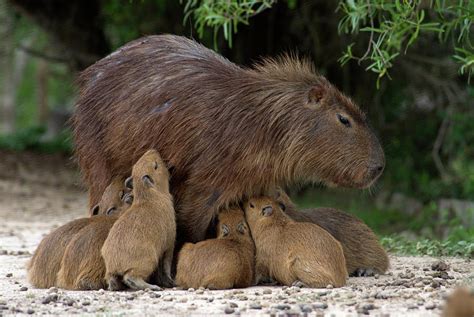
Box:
[28,149,349,291]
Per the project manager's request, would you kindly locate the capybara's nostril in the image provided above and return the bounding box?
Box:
[369,164,384,179]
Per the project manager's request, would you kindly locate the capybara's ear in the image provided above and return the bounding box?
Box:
[278,202,286,212]
[91,204,100,216]
[262,205,273,217]
[106,207,117,215]
[124,176,133,189]
[221,224,230,237]
[307,84,326,105]
[142,175,155,188]
[237,222,246,235]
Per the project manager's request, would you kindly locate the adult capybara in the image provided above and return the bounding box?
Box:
[27,178,129,289]
[275,188,389,276]
[244,196,348,288]
[73,34,385,243]
[101,149,175,291]
[175,207,255,289]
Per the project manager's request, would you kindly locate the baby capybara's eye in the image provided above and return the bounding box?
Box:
[249,203,255,208]
[337,113,351,127]
[106,207,116,215]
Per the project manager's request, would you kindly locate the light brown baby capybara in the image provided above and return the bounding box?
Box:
[244,196,348,288]
[73,34,385,243]
[101,149,176,291]
[27,177,128,289]
[275,188,389,276]
[442,287,474,317]
[175,207,255,289]
[90,176,130,216]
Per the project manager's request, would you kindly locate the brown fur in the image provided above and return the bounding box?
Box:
[91,176,129,216]
[56,216,117,290]
[101,149,176,290]
[175,207,255,289]
[276,188,389,276]
[442,287,474,317]
[27,178,129,289]
[72,34,385,243]
[244,196,348,288]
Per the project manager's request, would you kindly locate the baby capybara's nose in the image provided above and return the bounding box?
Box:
[368,164,384,180]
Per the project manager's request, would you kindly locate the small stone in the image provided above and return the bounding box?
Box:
[48,287,58,293]
[149,293,161,298]
[26,309,34,315]
[82,301,91,306]
[19,286,28,291]
[431,261,449,272]
[362,303,375,310]
[262,289,272,295]
[326,284,333,289]
[0,250,7,255]
[195,289,204,295]
[65,299,75,306]
[224,307,235,314]
[229,302,238,308]
[249,303,262,310]
[300,304,312,313]
[275,304,291,310]
[187,288,195,292]
[431,281,440,288]
[237,295,248,301]
[313,302,328,309]
[41,294,58,304]
[5,273,12,278]
[126,295,135,300]
[425,302,436,310]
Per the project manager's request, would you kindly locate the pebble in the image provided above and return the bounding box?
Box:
[0,250,7,255]
[229,302,238,308]
[431,261,449,272]
[326,284,333,289]
[300,304,312,313]
[19,286,28,291]
[237,295,248,301]
[262,289,272,295]
[362,303,375,310]
[26,309,34,314]
[187,288,195,292]
[274,304,291,310]
[5,273,12,278]
[425,302,436,310]
[65,299,75,306]
[312,302,328,309]
[195,289,204,295]
[249,303,262,310]
[149,292,161,298]
[41,294,58,304]
[82,301,91,306]
[224,307,235,314]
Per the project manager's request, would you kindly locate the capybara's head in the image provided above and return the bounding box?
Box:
[255,58,385,188]
[243,196,280,228]
[131,149,170,195]
[90,177,129,216]
[217,208,251,239]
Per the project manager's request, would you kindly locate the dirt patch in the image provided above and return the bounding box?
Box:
[0,151,472,316]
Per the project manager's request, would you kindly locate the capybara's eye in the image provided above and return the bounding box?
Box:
[249,203,255,208]
[91,205,100,216]
[278,202,286,211]
[154,161,158,170]
[337,114,351,127]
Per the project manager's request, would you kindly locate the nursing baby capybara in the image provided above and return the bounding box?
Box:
[175,207,255,289]
[244,196,348,288]
[73,34,385,243]
[27,178,128,289]
[101,149,175,291]
[91,176,130,216]
[276,188,389,276]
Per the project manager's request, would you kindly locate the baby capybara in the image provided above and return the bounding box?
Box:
[101,149,176,291]
[91,176,130,216]
[27,178,128,289]
[276,188,389,276]
[442,287,474,317]
[175,207,255,289]
[244,196,348,288]
[73,34,385,243]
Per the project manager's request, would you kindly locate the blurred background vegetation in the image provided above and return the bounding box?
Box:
[0,0,472,257]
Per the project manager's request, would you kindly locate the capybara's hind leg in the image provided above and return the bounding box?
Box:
[160,248,175,288]
[123,274,160,291]
[107,275,126,291]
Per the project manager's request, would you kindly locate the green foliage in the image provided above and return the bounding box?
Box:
[183,0,276,48]
[338,0,474,85]
[381,230,474,258]
[0,127,72,154]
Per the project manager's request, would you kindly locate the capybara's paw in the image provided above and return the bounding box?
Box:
[123,276,161,291]
[107,276,126,291]
[350,268,375,277]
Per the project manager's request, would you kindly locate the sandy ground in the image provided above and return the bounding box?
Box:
[0,151,473,316]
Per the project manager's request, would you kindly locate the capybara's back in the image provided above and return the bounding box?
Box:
[276,188,389,275]
[27,218,91,288]
[175,208,255,289]
[74,34,385,243]
[57,216,117,290]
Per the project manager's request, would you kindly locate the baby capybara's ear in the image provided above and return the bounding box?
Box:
[106,207,117,215]
[91,204,100,216]
[124,176,133,190]
[262,205,273,217]
[221,224,230,237]
[237,222,246,235]
[307,84,326,105]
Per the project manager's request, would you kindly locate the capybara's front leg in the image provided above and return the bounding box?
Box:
[123,274,160,291]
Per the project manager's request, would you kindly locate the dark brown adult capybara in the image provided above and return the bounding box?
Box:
[73,34,385,243]
[27,178,129,289]
[244,196,348,288]
[101,149,175,291]
[275,188,389,276]
[175,207,255,289]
